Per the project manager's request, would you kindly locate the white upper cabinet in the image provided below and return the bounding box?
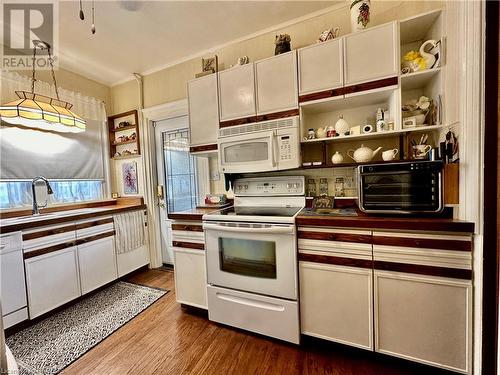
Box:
[255,51,298,115]
[188,74,219,148]
[218,63,256,121]
[344,22,398,86]
[298,38,344,95]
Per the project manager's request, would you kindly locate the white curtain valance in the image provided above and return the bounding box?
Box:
[0,71,107,180]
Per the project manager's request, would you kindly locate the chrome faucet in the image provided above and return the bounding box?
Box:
[31,176,53,215]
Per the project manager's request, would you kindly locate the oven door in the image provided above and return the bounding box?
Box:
[204,221,297,300]
[218,131,277,174]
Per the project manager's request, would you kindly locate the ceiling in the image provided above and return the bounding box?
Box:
[54,1,336,86]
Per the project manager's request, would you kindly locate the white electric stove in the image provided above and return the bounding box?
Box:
[203,176,305,344]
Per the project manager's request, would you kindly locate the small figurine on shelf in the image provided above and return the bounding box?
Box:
[113,152,121,158]
[274,34,291,55]
[122,150,132,156]
[117,121,130,129]
[129,132,137,140]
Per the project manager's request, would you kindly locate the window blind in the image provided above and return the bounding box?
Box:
[0,72,106,180]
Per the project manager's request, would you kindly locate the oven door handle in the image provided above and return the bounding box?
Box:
[203,223,294,234]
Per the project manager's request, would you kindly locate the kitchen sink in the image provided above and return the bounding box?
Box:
[0,208,105,225]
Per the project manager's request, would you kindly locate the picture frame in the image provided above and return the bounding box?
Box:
[122,162,138,195]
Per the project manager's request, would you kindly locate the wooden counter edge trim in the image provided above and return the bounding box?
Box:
[295,217,475,233]
[75,217,114,231]
[1,204,146,234]
[23,224,76,241]
[219,109,299,128]
[24,231,116,259]
[172,241,205,250]
[171,224,204,232]
[299,88,344,103]
[298,231,372,244]
[373,260,472,280]
[168,213,204,221]
[190,144,218,153]
[298,253,373,269]
[373,236,472,252]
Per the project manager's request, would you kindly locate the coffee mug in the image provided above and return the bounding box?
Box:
[382,149,398,161]
[412,145,432,159]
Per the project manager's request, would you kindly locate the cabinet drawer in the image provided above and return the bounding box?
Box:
[373,231,472,252]
[22,223,76,252]
[0,232,22,253]
[207,285,299,343]
[76,216,114,238]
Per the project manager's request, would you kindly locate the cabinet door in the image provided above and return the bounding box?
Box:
[298,38,344,95]
[78,236,118,295]
[299,261,373,350]
[255,51,298,115]
[25,247,81,318]
[374,271,472,374]
[218,64,256,121]
[173,248,207,309]
[188,74,219,147]
[344,22,398,85]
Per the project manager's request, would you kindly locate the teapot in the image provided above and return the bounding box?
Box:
[316,126,327,139]
[347,145,382,163]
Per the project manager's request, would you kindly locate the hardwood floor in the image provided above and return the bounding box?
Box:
[63,268,451,375]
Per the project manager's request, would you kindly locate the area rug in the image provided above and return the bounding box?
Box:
[7,281,168,375]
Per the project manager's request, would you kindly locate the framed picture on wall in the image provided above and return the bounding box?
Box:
[122,162,138,195]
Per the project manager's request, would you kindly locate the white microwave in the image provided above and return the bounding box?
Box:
[218,116,301,174]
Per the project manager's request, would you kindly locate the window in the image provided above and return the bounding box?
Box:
[163,129,198,212]
[0,180,104,209]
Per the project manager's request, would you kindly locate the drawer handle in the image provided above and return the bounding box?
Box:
[215,293,285,312]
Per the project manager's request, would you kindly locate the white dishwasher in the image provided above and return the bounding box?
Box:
[0,232,28,328]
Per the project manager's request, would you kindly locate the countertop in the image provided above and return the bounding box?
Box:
[168,204,231,221]
[296,208,475,233]
[0,201,147,234]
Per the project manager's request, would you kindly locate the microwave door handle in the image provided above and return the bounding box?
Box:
[203,223,294,234]
[270,131,277,167]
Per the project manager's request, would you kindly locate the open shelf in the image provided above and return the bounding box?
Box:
[301,158,415,170]
[301,124,448,144]
[112,139,137,146]
[400,10,442,45]
[111,153,140,160]
[110,124,137,133]
[300,85,396,114]
[400,68,441,90]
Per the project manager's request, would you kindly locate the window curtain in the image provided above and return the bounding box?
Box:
[0,71,106,180]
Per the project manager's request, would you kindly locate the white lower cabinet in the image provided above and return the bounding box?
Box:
[173,248,207,309]
[299,261,373,350]
[78,236,118,294]
[117,244,150,277]
[374,270,472,374]
[25,246,81,319]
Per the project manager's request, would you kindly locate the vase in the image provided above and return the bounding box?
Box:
[350,0,370,32]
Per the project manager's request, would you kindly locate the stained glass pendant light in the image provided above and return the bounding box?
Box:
[0,40,86,133]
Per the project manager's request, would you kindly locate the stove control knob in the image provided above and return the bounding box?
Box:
[244,185,248,190]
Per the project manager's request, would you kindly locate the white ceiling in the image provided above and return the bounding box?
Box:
[55,1,336,86]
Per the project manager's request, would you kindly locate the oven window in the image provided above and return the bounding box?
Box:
[218,237,276,279]
[223,142,269,163]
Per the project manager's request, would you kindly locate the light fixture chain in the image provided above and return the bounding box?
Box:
[31,46,37,94]
[47,47,60,100]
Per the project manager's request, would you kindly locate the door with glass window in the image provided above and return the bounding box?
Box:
[154,116,208,265]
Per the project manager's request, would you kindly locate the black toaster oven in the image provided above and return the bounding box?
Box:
[357,161,444,214]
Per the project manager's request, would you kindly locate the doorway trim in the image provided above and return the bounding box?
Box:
[142,99,189,268]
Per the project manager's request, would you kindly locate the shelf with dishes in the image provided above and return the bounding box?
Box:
[300,126,445,171]
[107,109,141,160]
